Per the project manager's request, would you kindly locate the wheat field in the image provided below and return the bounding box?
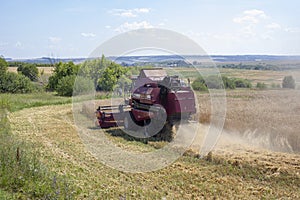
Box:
[8,89,300,199]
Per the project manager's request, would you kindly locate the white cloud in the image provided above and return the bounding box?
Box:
[233,9,279,39]
[115,21,153,33]
[233,9,268,24]
[284,27,300,33]
[48,36,61,43]
[243,9,267,18]
[240,25,256,37]
[233,15,259,24]
[105,25,111,29]
[0,42,8,50]
[261,34,273,40]
[15,41,23,48]
[120,11,137,17]
[0,42,8,46]
[133,8,150,13]
[266,22,281,30]
[109,8,150,18]
[81,32,96,37]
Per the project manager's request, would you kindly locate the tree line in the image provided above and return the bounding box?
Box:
[46,55,131,96]
[192,75,296,91]
[8,62,53,68]
[218,63,280,71]
[0,57,34,93]
[191,75,252,91]
[0,56,297,96]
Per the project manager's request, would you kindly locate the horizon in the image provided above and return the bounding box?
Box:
[4,54,300,60]
[1,1,299,58]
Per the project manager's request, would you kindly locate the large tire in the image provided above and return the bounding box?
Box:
[147,105,167,137]
[124,112,134,130]
[153,122,175,142]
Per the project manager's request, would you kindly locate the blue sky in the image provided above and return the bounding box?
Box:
[0,0,299,58]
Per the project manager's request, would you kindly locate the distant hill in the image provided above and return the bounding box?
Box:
[5,57,86,65]
[5,55,300,66]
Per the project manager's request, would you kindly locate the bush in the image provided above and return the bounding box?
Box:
[192,75,241,91]
[0,72,33,93]
[56,75,76,97]
[222,76,236,89]
[205,75,224,89]
[56,75,95,97]
[192,81,208,91]
[192,76,208,91]
[282,76,295,89]
[17,63,39,81]
[233,78,252,88]
[256,82,267,89]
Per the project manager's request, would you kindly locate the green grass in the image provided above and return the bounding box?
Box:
[0,97,76,199]
[0,189,14,199]
[0,92,71,112]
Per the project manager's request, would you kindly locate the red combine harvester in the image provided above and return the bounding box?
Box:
[95,68,196,139]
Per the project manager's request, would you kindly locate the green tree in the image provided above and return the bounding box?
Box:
[17,63,39,81]
[0,57,8,74]
[47,61,79,91]
[282,76,295,89]
[56,75,76,96]
[97,62,128,91]
[56,75,94,97]
[79,55,110,87]
[73,76,94,96]
[116,75,132,94]
[0,58,33,93]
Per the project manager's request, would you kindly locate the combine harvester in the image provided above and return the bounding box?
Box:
[95,68,197,140]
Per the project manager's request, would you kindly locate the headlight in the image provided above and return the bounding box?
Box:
[133,93,140,99]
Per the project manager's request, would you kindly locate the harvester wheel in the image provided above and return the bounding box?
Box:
[124,113,134,130]
[153,122,175,142]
